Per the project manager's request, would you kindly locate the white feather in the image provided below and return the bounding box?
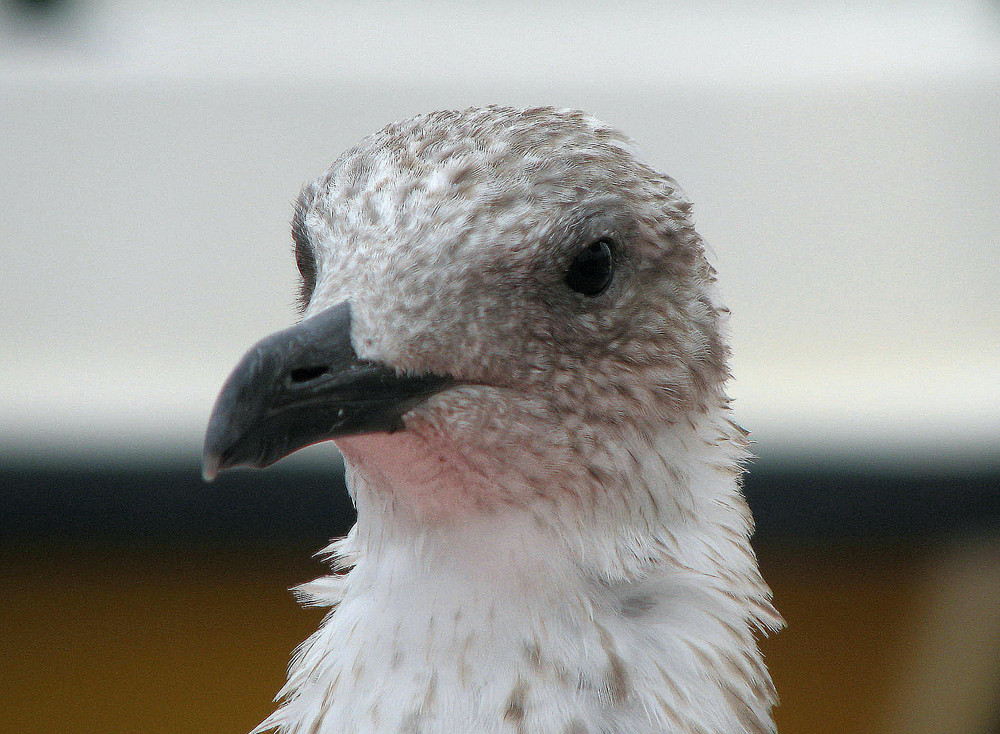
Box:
[252,106,783,734]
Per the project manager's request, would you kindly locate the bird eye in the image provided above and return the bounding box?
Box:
[565,239,614,296]
[291,208,317,311]
[294,240,316,284]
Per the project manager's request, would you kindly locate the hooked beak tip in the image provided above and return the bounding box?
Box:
[201,453,221,483]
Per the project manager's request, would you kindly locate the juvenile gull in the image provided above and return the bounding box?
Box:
[204,106,783,734]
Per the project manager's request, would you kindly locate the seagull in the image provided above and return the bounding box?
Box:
[203,106,783,734]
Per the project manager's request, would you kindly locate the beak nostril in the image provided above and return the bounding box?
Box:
[289,365,329,384]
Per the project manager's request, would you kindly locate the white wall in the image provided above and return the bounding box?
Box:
[2,1,999,464]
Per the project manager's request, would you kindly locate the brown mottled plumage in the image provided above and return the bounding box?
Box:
[205,106,782,734]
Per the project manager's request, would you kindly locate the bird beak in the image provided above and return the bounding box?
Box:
[202,301,453,481]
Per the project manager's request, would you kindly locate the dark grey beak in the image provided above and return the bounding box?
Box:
[202,301,452,480]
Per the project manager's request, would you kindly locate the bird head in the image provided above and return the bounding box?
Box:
[204,106,733,524]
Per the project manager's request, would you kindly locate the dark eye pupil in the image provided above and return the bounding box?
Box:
[565,239,614,296]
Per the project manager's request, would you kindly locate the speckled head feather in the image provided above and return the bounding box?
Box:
[235,106,781,734]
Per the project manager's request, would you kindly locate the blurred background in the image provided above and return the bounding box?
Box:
[2,1,999,732]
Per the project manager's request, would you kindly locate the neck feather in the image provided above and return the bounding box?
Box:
[255,409,782,734]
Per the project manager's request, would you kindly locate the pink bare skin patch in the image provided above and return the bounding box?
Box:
[335,426,504,523]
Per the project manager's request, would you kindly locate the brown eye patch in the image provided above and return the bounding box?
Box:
[291,201,317,312]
